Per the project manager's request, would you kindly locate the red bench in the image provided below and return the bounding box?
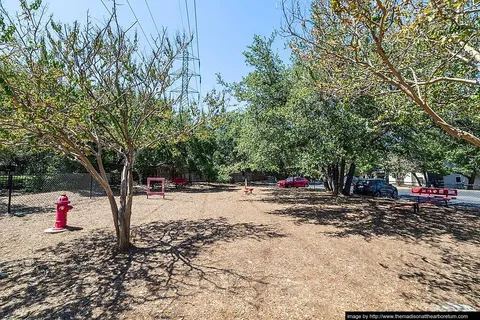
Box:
[392,187,457,213]
[244,187,254,194]
[171,177,188,188]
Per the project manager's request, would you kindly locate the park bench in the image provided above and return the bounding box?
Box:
[244,187,254,195]
[392,187,457,213]
[171,177,188,188]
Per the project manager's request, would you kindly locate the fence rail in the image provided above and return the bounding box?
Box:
[0,173,105,215]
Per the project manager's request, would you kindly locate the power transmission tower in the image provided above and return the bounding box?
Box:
[171,48,200,115]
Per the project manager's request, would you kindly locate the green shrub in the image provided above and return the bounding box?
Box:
[24,175,45,193]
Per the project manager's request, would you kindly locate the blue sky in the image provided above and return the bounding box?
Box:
[2,0,292,105]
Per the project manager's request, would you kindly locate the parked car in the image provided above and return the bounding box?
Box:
[277,177,309,188]
[353,178,398,198]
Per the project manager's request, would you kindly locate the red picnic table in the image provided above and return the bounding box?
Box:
[243,187,254,195]
[170,177,188,188]
[392,187,457,213]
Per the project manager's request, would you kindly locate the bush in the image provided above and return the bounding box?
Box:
[24,175,45,193]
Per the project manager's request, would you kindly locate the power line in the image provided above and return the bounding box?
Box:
[184,0,199,101]
[184,0,193,40]
[172,0,201,110]
[100,0,112,16]
[193,0,200,66]
[144,0,161,38]
[177,0,185,31]
[125,0,153,51]
[193,0,201,102]
[184,1,196,71]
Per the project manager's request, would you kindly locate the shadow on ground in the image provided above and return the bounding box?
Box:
[135,182,239,195]
[0,201,50,215]
[260,189,480,245]
[399,248,480,309]
[0,217,285,319]
[259,189,480,309]
[167,183,239,194]
[1,189,104,216]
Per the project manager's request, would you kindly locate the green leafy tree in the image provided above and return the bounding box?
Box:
[0,2,216,250]
[223,34,395,195]
[283,0,480,147]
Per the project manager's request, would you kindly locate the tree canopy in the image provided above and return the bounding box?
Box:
[283,0,480,147]
[0,1,219,250]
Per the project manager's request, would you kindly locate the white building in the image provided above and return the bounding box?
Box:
[388,172,425,186]
[443,173,480,189]
[443,173,468,189]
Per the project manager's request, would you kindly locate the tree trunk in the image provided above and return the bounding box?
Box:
[338,157,346,193]
[332,163,339,196]
[117,154,134,251]
[105,190,120,239]
[467,172,476,190]
[327,165,334,192]
[342,162,356,196]
[137,171,143,185]
[423,172,429,187]
[324,180,331,191]
[412,172,422,186]
[320,166,331,191]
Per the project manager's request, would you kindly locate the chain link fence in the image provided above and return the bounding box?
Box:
[0,173,107,215]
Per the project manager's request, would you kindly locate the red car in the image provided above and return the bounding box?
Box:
[277,177,309,188]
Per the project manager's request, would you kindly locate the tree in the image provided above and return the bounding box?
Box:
[0,1,214,250]
[287,78,392,195]
[384,123,451,185]
[220,34,295,175]
[0,146,86,175]
[223,34,395,195]
[283,0,480,147]
[445,140,480,189]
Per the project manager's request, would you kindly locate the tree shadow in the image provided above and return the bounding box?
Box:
[133,182,239,195]
[260,189,480,244]
[399,248,480,309]
[0,217,285,319]
[166,183,239,194]
[254,189,480,309]
[0,201,50,215]
[257,188,340,205]
[1,189,105,216]
[73,189,106,198]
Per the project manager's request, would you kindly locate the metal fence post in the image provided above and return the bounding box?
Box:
[7,172,13,214]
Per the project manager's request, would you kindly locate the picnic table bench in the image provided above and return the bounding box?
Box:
[171,177,188,188]
[392,187,457,213]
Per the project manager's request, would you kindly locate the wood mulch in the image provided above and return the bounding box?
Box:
[1,185,478,319]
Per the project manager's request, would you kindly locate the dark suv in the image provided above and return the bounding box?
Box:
[353,178,398,198]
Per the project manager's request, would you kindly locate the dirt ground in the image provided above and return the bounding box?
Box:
[0,184,479,319]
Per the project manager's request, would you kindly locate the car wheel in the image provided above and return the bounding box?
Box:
[374,191,381,197]
[392,190,398,199]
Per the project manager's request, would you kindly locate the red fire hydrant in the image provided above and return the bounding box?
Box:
[55,193,73,229]
[45,193,73,233]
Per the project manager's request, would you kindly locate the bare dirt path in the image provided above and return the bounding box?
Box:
[1,185,478,319]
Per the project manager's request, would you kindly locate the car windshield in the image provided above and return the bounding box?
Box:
[286,178,293,182]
